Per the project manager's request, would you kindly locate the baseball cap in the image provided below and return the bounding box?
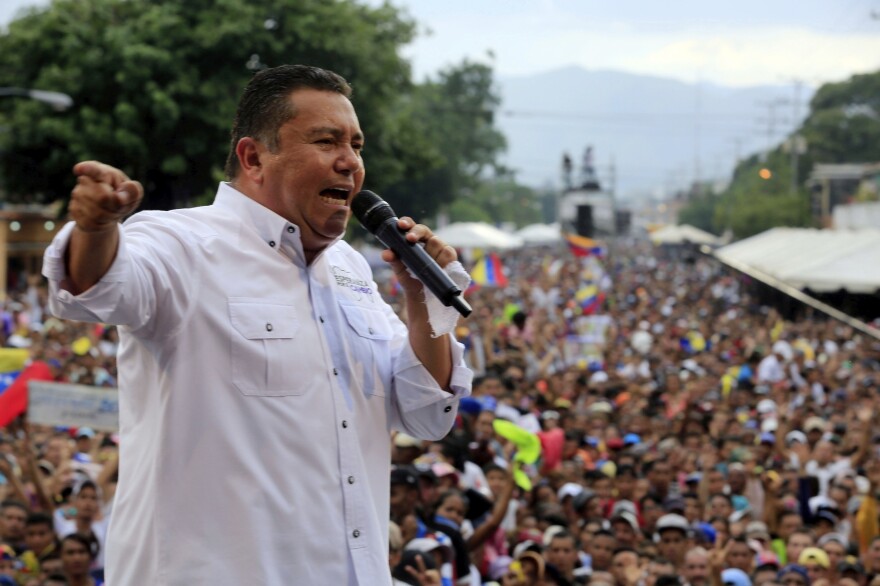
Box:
[572,489,598,513]
[623,433,641,446]
[755,551,780,570]
[663,497,686,514]
[541,410,561,421]
[610,510,640,533]
[655,513,689,535]
[612,499,638,515]
[432,462,460,482]
[814,509,839,526]
[606,438,624,450]
[394,433,422,449]
[838,558,864,575]
[756,399,777,414]
[818,532,849,549]
[390,466,418,488]
[804,417,826,433]
[721,568,751,586]
[557,482,583,501]
[798,547,830,569]
[785,430,808,445]
[759,432,775,445]
[777,564,810,585]
[745,521,771,541]
[76,427,96,439]
[761,418,779,433]
[693,522,716,545]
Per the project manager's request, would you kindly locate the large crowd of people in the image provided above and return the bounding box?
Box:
[1,236,879,586]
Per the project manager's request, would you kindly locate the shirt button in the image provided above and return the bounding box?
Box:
[333,368,338,376]
[348,475,355,485]
[352,529,360,538]
[368,327,374,334]
[287,226,295,233]
[342,420,348,428]
[319,316,325,323]
[269,240,276,247]
[266,323,273,332]
[444,405,452,413]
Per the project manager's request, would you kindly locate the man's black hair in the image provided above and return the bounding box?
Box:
[224,64,352,179]
[25,511,53,529]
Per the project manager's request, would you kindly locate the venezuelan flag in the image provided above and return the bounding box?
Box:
[564,233,606,258]
[575,284,605,315]
[470,252,508,287]
[0,348,29,393]
[0,349,41,428]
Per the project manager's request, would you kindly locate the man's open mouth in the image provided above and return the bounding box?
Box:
[319,187,351,205]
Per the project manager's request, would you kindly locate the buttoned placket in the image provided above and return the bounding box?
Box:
[304,258,366,554]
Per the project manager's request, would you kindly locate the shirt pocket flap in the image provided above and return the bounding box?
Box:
[229,300,297,340]
[340,303,393,341]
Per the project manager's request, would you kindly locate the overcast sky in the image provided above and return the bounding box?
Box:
[370,0,880,88]
[3,0,880,88]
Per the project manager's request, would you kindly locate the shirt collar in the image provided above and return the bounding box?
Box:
[213,182,342,264]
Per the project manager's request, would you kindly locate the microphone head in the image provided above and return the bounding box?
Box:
[352,190,396,233]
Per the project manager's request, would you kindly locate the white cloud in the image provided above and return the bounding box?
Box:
[625,28,880,87]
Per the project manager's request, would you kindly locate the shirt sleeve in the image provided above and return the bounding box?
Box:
[42,215,201,339]
[389,333,472,440]
[42,221,145,327]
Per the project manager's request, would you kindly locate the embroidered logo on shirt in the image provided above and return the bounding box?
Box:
[331,266,374,302]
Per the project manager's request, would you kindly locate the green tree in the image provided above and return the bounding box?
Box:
[447,175,541,227]
[380,60,508,220]
[680,69,880,238]
[0,0,426,210]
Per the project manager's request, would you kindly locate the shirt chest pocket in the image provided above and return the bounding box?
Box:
[339,302,394,397]
[228,299,303,397]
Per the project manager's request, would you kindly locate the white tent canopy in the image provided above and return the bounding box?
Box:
[650,224,722,246]
[515,222,562,245]
[714,228,880,294]
[433,222,523,249]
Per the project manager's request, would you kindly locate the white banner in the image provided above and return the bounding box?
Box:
[27,380,119,432]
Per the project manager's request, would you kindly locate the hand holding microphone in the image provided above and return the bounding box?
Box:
[352,190,472,318]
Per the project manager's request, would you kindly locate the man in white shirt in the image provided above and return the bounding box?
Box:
[42,65,471,585]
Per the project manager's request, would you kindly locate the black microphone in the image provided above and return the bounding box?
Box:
[352,190,472,318]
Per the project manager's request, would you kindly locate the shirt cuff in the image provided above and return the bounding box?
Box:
[393,335,472,413]
[43,221,131,321]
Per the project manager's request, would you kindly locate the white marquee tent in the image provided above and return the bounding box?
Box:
[515,223,562,245]
[433,222,524,250]
[714,228,880,294]
[650,224,723,246]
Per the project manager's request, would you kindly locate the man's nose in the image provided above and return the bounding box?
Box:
[335,146,361,175]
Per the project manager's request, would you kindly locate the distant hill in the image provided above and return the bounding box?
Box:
[495,66,811,200]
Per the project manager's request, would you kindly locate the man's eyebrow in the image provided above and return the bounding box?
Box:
[307,126,364,141]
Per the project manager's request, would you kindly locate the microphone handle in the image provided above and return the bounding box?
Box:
[374,219,472,317]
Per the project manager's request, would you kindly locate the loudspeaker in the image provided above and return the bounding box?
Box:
[615,210,632,236]
[576,205,594,238]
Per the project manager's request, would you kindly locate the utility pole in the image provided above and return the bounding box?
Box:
[725,137,744,232]
[756,98,789,160]
[789,79,803,194]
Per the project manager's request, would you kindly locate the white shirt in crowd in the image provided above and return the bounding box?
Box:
[43,183,472,586]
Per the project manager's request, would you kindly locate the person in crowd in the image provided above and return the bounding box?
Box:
[58,534,99,586]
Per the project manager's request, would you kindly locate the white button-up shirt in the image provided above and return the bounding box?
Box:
[42,183,472,586]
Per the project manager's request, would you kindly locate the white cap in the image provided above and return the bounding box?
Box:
[756,399,777,414]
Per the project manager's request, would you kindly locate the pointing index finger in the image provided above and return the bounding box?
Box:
[73,160,129,190]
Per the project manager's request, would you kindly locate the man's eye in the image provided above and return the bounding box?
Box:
[316,139,333,145]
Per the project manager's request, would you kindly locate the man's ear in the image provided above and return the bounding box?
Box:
[235,137,266,184]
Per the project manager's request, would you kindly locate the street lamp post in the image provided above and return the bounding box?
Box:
[0,87,73,111]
